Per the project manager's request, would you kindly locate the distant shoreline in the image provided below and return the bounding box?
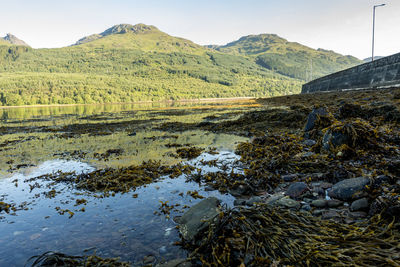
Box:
[0,97,255,110]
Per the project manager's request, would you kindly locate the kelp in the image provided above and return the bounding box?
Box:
[26,251,130,267]
[183,205,400,266]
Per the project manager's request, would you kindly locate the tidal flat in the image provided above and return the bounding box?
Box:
[1,89,400,266]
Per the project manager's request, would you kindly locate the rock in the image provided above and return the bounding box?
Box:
[321,210,342,221]
[312,209,325,216]
[320,182,333,189]
[178,197,220,242]
[322,129,351,151]
[128,132,136,136]
[301,203,312,211]
[229,184,251,197]
[328,177,370,201]
[327,199,343,208]
[303,139,316,147]
[276,196,300,209]
[348,211,368,219]
[156,259,192,267]
[265,192,285,205]
[143,255,156,265]
[246,196,262,206]
[282,174,297,182]
[350,198,369,211]
[285,182,309,199]
[311,199,327,208]
[304,107,329,132]
[233,199,246,206]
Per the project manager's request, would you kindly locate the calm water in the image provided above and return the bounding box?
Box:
[0,101,253,266]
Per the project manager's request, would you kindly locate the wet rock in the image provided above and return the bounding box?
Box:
[350,198,369,212]
[143,255,156,265]
[229,184,252,197]
[285,182,309,199]
[233,199,246,206]
[304,107,329,132]
[178,197,220,242]
[328,177,370,201]
[321,210,342,221]
[311,199,327,208]
[281,174,297,182]
[327,199,343,208]
[312,209,325,216]
[320,182,333,189]
[348,211,368,219]
[301,203,312,211]
[303,139,316,147]
[246,196,262,206]
[322,129,351,151]
[156,259,192,267]
[265,192,285,205]
[276,196,301,209]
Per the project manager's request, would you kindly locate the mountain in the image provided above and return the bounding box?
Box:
[1,33,29,46]
[0,24,362,106]
[363,56,384,62]
[208,34,362,81]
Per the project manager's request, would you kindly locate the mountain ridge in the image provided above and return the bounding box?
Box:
[0,23,363,106]
[0,33,30,46]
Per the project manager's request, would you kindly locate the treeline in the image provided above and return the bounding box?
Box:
[0,45,301,106]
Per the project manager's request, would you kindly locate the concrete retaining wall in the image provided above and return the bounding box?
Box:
[302,52,400,93]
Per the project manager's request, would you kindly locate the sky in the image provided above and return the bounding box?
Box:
[0,0,398,59]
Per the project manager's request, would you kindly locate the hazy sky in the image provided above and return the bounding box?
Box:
[0,0,398,59]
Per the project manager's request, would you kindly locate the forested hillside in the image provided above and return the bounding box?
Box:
[209,34,362,80]
[0,24,361,106]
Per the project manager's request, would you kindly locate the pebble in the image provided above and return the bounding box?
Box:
[311,199,327,208]
[327,199,343,208]
[350,198,369,211]
[285,182,309,199]
[328,177,370,201]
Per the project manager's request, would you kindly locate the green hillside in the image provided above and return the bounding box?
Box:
[0,24,301,106]
[209,34,362,80]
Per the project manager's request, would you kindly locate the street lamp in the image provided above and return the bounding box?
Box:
[372,3,386,61]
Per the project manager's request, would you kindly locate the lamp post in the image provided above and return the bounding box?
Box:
[372,4,386,61]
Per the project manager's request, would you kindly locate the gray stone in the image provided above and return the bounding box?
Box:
[322,129,351,151]
[285,182,309,199]
[233,199,246,206]
[321,210,342,221]
[156,259,192,267]
[328,177,370,201]
[265,192,285,205]
[303,139,317,147]
[304,107,329,132]
[350,198,369,211]
[348,211,368,219]
[327,199,343,208]
[320,182,333,189]
[276,196,301,209]
[311,199,327,208]
[282,174,297,182]
[301,203,312,211]
[246,196,262,206]
[178,197,220,242]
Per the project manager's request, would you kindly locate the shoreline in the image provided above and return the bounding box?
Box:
[0,97,256,110]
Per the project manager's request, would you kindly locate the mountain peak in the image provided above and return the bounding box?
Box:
[101,24,159,36]
[74,23,160,45]
[1,33,30,46]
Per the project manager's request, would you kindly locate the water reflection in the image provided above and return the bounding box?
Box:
[0,152,238,266]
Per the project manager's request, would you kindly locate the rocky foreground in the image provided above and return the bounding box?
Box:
[173,88,400,266]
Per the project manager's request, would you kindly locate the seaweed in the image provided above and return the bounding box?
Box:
[183,205,400,266]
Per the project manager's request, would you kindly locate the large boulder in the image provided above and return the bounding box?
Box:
[177,197,221,242]
[328,177,370,201]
